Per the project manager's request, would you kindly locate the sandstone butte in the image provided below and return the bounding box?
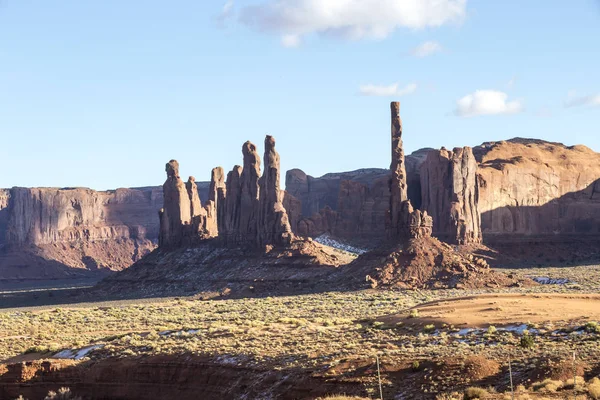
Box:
[2,105,600,282]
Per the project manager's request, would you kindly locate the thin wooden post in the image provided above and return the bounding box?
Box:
[508,356,514,400]
[376,356,384,400]
[573,350,577,400]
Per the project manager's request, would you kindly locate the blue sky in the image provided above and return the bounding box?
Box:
[0,0,599,190]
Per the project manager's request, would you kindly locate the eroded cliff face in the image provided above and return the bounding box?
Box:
[0,184,206,280]
[284,161,427,243]
[420,147,482,244]
[475,138,600,240]
[0,187,164,279]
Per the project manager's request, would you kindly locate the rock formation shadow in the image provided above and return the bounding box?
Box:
[478,176,600,268]
[0,354,366,400]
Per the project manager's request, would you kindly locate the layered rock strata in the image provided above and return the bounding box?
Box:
[420,147,482,244]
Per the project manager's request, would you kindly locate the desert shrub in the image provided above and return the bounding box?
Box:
[371,321,385,329]
[412,361,420,372]
[519,334,535,349]
[563,376,585,391]
[423,324,436,333]
[531,378,563,393]
[409,309,419,318]
[320,396,368,400]
[436,392,461,400]
[486,325,497,335]
[585,321,600,334]
[44,387,81,400]
[463,386,488,399]
[588,377,600,399]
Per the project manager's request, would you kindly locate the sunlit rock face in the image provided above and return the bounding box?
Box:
[420,146,482,245]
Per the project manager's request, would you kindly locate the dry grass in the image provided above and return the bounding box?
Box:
[588,377,600,399]
[1,264,600,398]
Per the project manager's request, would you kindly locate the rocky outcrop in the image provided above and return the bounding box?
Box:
[221,166,243,241]
[238,141,262,243]
[420,147,482,244]
[402,201,433,240]
[159,160,192,248]
[258,136,293,246]
[207,167,225,237]
[345,236,524,290]
[219,137,294,247]
[159,162,220,248]
[475,138,600,241]
[186,176,208,239]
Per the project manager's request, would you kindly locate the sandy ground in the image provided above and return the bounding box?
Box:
[382,293,600,328]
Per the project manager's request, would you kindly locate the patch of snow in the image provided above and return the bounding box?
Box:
[531,277,569,285]
[216,355,240,365]
[159,329,200,337]
[53,344,104,360]
[314,234,367,255]
[501,324,536,335]
[455,324,535,336]
[456,328,477,336]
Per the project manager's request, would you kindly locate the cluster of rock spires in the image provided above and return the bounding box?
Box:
[159,102,483,251]
[159,136,293,249]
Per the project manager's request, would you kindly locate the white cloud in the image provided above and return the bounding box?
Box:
[410,41,442,57]
[359,82,417,97]
[240,0,467,45]
[454,90,523,117]
[281,34,301,47]
[564,91,600,108]
[216,1,235,26]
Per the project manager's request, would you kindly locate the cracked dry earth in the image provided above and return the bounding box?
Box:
[1,265,600,399]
